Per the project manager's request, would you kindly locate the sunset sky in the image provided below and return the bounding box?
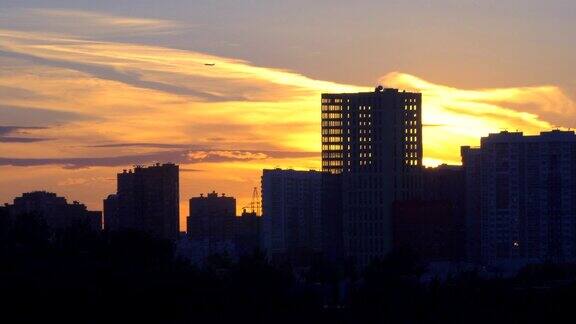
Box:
[1,0,576,228]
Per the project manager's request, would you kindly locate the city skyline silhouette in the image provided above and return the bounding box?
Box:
[2,2,576,323]
[1,1,576,220]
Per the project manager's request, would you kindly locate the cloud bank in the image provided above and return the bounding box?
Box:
[1,8,575,213]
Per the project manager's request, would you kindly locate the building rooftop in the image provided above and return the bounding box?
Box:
[482,130,576,143]
[321,86,420,96]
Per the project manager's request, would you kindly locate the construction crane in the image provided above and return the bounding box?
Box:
[250,186,260,216]
[242,186,261,216]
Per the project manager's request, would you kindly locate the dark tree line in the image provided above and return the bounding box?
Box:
[2,213,576,323]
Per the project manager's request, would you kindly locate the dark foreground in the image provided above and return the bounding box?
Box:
[2,219,576,323]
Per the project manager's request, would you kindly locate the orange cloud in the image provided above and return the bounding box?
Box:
[1,9,575,221]
[380,72,575,165]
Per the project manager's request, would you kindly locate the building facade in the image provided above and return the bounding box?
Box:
[462,130,576,265]
[103,194,119,232]
[235,209,262,257]
[392,165,466,262]
[105,163,179,240]
[392,200,463,262]
[321,87,422,265]
[261,169,342,265]
[0,205,8,238]
[187,191,236,257]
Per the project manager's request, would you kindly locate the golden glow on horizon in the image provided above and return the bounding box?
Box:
[1,10,575,227]
[381,72,573,164]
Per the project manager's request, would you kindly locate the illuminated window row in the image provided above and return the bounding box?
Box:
[322,160,343,166]
[321,128,343,135]
[322,136,342,143]
[322,152,343,158]
[321,112,342,119]
[321,99,344,104]
[321,121,342,127]
[405,152,418,158]
[322,144,343,151]
[321,105,343,112]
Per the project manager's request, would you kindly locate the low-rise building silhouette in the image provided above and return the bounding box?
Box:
[5,191,101,232]
[235,209,262,257]
[187,191,236,258]
[104,163,179,240]
[462,130,576,266]
[0,205,8,237]
[180,192,262,263]
[103,194,119,231]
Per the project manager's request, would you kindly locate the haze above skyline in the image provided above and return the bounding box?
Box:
[1,0,575,227]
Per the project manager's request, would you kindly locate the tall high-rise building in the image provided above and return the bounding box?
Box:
[462,130,576,265]
[261,169,341,265]
[105,163,179,240]
[321,86,422,265]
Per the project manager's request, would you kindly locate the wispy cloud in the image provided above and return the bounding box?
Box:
[0,8,183,37]
[0,28,362,101]
[1,7,575,212]
[0,149,317,169]
[0,85,48,100]
[30,8,178,29]
[0,126,44,136]
[87,143,200,149]
[0,126,51,143]
[0,138,47,143]
[0,105,96,126]
[1,24,574,165]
